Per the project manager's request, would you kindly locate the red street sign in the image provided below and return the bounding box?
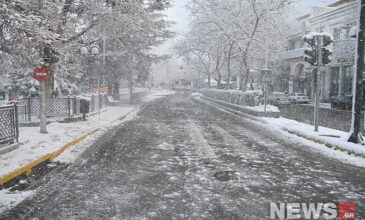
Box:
[33,67,49,82]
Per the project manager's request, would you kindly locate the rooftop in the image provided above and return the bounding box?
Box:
[327,0,356,7]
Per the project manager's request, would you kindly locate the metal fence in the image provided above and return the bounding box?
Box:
[17,96,81,122]
[16,94,107,122]
[0,105,18,145]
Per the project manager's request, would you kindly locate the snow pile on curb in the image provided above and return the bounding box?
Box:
[259,117,365,160]
[200,89,263,106]
[242,104,279,113]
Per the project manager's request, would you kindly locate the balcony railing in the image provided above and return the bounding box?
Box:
[280,48,305,60]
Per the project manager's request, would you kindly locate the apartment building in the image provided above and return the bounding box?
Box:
[281,0,359,100]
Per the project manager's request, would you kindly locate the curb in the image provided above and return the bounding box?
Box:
[0,108,138,186]
[287,130,365,159]
[0,128,100,186]
[195,97,365,160]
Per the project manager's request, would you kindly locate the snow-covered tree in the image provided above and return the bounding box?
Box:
[177,0,294,91]
[0,0,173,99]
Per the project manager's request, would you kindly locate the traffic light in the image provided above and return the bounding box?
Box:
[303,34,315,46]
[304,47,317,66]
[322,48,332,65]
[322,35,334,47]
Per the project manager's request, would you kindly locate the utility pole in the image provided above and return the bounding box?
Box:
[314,36,322,132]
[98,26,106,114]
[348,0,365,144]
[264,1,269,117]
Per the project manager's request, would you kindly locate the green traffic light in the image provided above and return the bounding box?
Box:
[322,35,334,47]
[304,48,317,66]
[322,48,332,65]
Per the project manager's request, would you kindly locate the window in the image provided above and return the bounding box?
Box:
[343,66,354,95]
[330,67,339,96]
[333,28,341,40]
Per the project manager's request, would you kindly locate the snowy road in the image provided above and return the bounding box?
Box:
[2,93,365,219]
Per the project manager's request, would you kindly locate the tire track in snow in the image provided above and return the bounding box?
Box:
[186,120,217,159]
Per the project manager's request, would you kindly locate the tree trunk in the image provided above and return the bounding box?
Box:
[239,73,244,90]
[241,57,250,91]
[112,82,120,100]
[215,47,222,88]
[208,73,211,88]
[45,64,55,98]
[107,80,113,96]
[226,42,234,90]
[128,76,134,102]
[217,72,222,88]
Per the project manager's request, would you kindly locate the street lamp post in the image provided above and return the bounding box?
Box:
[81,45,101,114]
[81,45,99,93]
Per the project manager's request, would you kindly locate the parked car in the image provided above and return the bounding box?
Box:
[268,92,290,105]
[331,95,353,110]
[288,93,310,104]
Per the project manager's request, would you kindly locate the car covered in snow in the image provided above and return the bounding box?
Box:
[288,93,310,104]
[267,92,290,105]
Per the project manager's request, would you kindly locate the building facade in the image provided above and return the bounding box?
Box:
[281,0,360,100]
[310,0,357,99]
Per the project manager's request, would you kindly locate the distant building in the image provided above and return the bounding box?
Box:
[280,13,312,97]
[281,0,361,100]
[0,78,9,105]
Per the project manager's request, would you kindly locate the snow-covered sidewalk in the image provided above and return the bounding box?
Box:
[193,95,365,168]
[257,117,365,167]
[0,89,175,213]
[0,106,136,178]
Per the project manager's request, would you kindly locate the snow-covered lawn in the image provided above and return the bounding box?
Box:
[0,89,175,214]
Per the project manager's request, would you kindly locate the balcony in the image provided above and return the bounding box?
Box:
[280,48,305,60]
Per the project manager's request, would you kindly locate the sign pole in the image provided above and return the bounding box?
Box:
[314,36,321,132]
[40,80,47,133]
[260,69,273,117]
[33,66,49,134]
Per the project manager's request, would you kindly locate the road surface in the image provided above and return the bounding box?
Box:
[2,93,365,219]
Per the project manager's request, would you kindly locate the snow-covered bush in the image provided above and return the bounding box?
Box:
[200,89,263,106]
